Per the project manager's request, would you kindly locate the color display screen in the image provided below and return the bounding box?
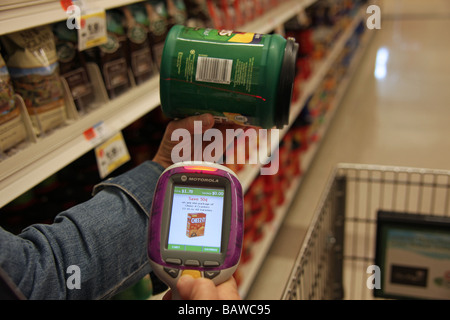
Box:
[167,186,225,253]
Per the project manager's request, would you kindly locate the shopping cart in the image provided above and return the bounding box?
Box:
[281,163,450,300]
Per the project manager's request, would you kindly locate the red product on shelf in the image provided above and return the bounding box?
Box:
[241,227,255,263]
[297,56,312,80]
[299,29,314,56]
[253,0,263,17]
[233,0,244,27]
[292,74,302,103]
[206,0,225,29]
[220,0,235,29]
[240,0,254,22]
[262,198,275,222]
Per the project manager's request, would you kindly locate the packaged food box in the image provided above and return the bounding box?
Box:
[123,5,157,85]
[186,213,206,237]
[53,21,95,112]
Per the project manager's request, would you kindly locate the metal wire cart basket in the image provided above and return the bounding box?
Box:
[282,163,450,300]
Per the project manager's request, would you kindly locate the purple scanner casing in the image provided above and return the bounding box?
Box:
[147,162,244,287]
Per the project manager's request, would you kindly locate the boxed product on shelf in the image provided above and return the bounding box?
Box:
[238,119,307,268]
[1,25,68,135]
[166,0,188,27]
[183,0,213,28]
[231,0,244,28]
[304,0,339,60]
[206,0,224,30]
[284,12,313,102]
[84,9,132,100]
[253,0,265,18]
[221,0,239,29]
[206,0,282,30]
[0,52,28,153]
[291,18,366,158]
[240,0,253,23]
[288,0,364,107]
[53,21,96,113]
[145,0,170,70]
[122,5,157,85]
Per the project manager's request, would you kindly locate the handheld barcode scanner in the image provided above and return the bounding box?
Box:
[148,161,244,299]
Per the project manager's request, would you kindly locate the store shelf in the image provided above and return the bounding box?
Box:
[0,0,315,36]
[0,0,379,302]
[237,6,371,298]
[238,5,366,193]
[0,0,318,208]
[0,0,143,35]
[0,1,370,291]
[0,76,159,208]
[239,0,317,34]
[1,0,371,298]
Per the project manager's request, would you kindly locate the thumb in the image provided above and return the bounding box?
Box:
[169,113,214,134]
[177,275,219,300]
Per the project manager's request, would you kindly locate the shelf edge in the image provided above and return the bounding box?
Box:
[0,76,160,208]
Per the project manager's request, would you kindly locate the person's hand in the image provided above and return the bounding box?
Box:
[163,275,241,300]
[152,113,248,169]
[152,113,215,169]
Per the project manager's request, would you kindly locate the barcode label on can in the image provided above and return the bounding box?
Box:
[196,56,233,84]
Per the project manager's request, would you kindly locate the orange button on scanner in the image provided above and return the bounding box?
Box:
[181,270,201,279]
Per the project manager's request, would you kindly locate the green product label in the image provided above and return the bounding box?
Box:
[100,33,120,54]
[233,57,255,93]
[180,27,264,45]
[150,18,167,36]
[172,27,265,95]
[160,25,287,128]
[128,25,147,44]
[56,42,76,63]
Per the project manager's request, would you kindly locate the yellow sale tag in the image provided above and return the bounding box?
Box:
[77,10,107,51]
[95,131,130,179]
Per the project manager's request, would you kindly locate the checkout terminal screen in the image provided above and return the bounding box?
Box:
[167,186,225,253]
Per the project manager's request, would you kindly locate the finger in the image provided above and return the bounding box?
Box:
[176,274,195,299]
[217,276,241,300]
[177,275,219,300]
[169,113,214,134]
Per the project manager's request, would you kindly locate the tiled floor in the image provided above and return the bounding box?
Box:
[246,0,450,299]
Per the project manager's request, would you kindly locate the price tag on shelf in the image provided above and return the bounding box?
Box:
[95,131,130,179]
[60,0,107,51]
[77,9,107,51]
[83,121,111,146]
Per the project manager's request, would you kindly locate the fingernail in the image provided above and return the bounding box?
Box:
[200,113,212,126]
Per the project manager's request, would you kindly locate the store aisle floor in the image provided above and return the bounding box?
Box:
[246,0,450,299]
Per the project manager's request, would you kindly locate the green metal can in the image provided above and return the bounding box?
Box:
[159,25,298,129]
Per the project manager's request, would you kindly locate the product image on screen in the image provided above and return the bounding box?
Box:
[167,186,225,253]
